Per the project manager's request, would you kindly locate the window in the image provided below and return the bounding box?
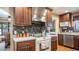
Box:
[0,23,9,36]
[0,24,2,35]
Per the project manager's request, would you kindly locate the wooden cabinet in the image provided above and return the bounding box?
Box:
[17,40,35,51]
[58,34,63,45]
[73,15,79,21]
[46,9,53,22]
[59,13,71,22]
[51,37,57,51]
[74,36,79,50]
[14,7,32,26]
[28,7,32,25]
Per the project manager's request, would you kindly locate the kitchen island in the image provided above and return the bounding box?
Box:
[13,35,57,51]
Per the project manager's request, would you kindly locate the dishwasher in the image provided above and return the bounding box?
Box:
[63,35,74,48]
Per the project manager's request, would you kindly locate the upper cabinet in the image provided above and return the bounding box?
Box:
[73,15,79,21]
[59,13,72,22]
[14,7,32,26]
[46,8,53,22]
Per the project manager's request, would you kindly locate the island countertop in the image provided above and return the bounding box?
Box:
[12,35,58,51]
[13,34,58,42]
[13,37,36,42]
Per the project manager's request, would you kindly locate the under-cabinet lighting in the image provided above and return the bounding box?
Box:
[33,19,38,21]
[41,16,46,22]
[33,14,37,19]
[65,10,69,13]
[41,16,45,20]
[43,9,47,16]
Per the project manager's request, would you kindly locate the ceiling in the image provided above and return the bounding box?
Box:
[0,7,79,18]
[0,7,10,17]
[0,7,79,17]
[0,7,79,21]
[52,7,79,15]
[0,7,10,22]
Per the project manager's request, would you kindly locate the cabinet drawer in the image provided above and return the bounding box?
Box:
[17,40,35,51]
[17,40,35,47]
[58,34,63,45]
[74,36,79,49]
[51,39,57,51]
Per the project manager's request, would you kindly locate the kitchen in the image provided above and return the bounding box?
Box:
[0,7,79,51]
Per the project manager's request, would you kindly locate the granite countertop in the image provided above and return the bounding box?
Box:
[59,32,79,35]
[13,37,36,42]
[13,33,58,42]
[13,36,51,42]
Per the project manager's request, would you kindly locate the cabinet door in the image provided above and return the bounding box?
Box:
[51,37,57,51]
[14,7,32,26]
[64,14,70,21]
[48,10,52,22]
[58,34,63,45]
[46,9,52,22]
[23,7,32,26]
[28,7,32,25]
[17,40,35,51]
[59,13,71,22]
[59,15,64,22]
[74,36,79,50]
[15,7,24,26]
[24,7,29,26]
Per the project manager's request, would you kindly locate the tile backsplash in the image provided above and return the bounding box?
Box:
[13,25,45,35]
[13,21,56,36]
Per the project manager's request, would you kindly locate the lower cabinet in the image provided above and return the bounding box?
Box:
[74,36,79,50]
[58,34,63,45]
[58,34,79,50]
[51,37,57,51]
[17,40,35,51]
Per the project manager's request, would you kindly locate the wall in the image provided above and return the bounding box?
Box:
[52,14,59,34]
[9,7,14,50]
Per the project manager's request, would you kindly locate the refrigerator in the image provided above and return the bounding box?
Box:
[74,20,79,32]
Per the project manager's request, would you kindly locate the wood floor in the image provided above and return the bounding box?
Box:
[57,45,77,51]
[5,45,77,51]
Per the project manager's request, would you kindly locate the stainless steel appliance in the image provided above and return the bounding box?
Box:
[63,35,74,48]
[74,20,79,32]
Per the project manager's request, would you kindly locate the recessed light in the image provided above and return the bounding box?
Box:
[41,16,46,22]
[65,10,69,13]
[41,16,45,19]
[45,9,48,13]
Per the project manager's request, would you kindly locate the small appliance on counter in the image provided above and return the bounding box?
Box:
[15,32,30,38]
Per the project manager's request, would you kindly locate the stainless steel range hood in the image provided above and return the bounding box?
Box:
[32,7,47,22]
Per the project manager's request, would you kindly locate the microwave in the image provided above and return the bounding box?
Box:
[60,22,70,27]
